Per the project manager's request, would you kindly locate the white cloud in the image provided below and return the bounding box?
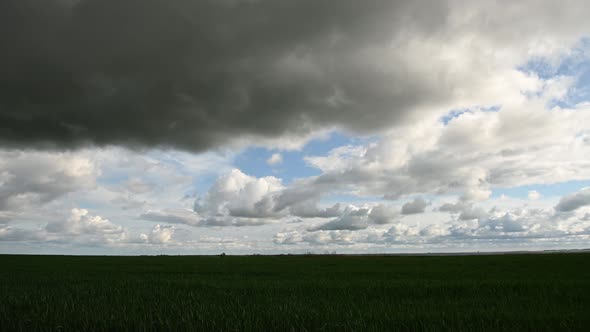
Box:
[266,153,283,166]
[273,231,303,245]
[303,231,355,246]
[271,203,590,249]
[528,190,542,200]
[141,224,175,244]
[3,2,590,254]
[308,204,400,231]
[140,209,200,226]
[0,150,97,211]
[138,169,286,227]
[200,169,284,219]
[293,98,590,206]
[46,208,126,243]
[122,178,154,194]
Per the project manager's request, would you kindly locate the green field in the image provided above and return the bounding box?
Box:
[1,253,589,331]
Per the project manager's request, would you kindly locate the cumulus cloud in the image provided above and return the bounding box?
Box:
[0,150,97,210]
[368,204,399,224]
[555,188,590,212]
[458,207,488,221]
[309,204,398,231]
[2,1,590,254]
[46,208,125,241]
[199,169,284,219]
[528,190,541,200]
[288,202,341,219]
[141,224,175,244]
[138,169,285,227]
[273,231,303,245]
[294,97,590,206]
[271,198,590,248]
[2,0,590,151]
[401,197,429,215]
[266,153,283,166]
[303,231,355,246]
[439,201,471,214]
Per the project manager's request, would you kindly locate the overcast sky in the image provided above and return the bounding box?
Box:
[2,0,590,254]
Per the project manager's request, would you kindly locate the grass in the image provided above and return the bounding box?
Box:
[1,253,589,331]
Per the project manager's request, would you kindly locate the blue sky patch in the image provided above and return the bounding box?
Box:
[233,131,370,184]
[492,179,590,199]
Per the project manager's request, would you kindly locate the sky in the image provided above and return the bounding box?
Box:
[1,0,590,255]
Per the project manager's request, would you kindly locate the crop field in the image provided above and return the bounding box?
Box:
[1,253,589,331]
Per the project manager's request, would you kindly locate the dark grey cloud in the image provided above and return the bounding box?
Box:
[2,0,590,152]
[401,197,428,215]
[0,0,453,151]
[368,204,399,224]
[555,188,590,212]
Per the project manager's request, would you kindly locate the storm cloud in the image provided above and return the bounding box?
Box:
[3,0,589,151]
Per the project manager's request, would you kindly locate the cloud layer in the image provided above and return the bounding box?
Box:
[1,1,590,254]
[2,0,590,151]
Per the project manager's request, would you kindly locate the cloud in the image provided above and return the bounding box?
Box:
[292,97,590,205]
[0,225,45,241]
[555,187,590,212]
[122,178,154,194]
[309,212,369,231]
[140,209,200,226]
[288,202,341,219]
[46,208,125,239]
[273,231,303,245]
[303,231,355,246]
[0,150,97,210]
[141,224,175,244]
[308,204,398,231]
[528,190,541,200]
[137,169,285,227]
[401,197,428,215]
[368,204,399,224]
[2,1,590,254]
[271,201,590,248]
[110,196,147,211]
[266,153,282,166]
[439,201,470,213]
[458,207,488,221]
[197,169,284,219]
[2,0,590,151]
